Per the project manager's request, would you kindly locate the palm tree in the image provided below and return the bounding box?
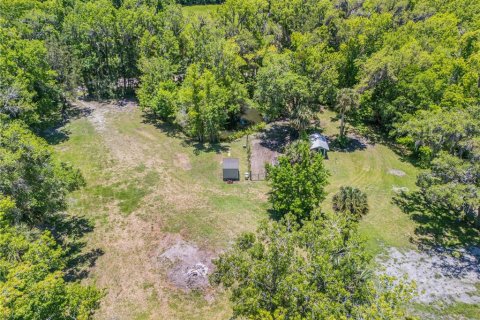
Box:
[335,88,359,139]
[332,186,369,221]
[290,103,313,133]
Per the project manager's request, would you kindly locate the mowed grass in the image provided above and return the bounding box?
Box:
[55,104,421,319]
[317,110,419,253]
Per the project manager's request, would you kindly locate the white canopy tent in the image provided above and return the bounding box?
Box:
[309,133,329,157]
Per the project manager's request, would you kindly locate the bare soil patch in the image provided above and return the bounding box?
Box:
[174,153,192,170]
[388,168,406,176]
[74,99,136,131]
[157,239,215,291]
[250,137,279,179]
[250,122,294,178]
[378,247,480,304]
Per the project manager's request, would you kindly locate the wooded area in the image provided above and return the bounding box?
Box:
[1,0,479,318]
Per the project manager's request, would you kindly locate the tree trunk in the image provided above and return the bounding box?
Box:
[476,207,480,229]
[340,113,345,138]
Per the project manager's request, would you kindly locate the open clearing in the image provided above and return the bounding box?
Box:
[56,102,479,319]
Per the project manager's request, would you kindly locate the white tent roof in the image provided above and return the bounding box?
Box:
[309,133,329,151]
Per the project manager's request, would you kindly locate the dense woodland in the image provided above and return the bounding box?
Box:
[1,0,480,318]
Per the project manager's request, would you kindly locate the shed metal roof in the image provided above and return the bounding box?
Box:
[309,133,329,151]
[223,158,239,169]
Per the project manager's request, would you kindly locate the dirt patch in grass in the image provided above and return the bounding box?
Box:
[249,122,295,179]
[157,239,215,291]
[388,168,406,176]
[174,153,192,170]
[378,247,480,304]
[250,137,279,179]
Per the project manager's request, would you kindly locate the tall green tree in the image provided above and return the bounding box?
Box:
[178,64,229,142]
[417,152,480,228]
[211,211,414,319]
[62,0,120,97]
[0,27,62,128]
[266,141,329,221]
[0,197,102,320]
[255,53,314,132]
[0,120,84,224]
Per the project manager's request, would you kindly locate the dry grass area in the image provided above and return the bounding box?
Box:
[56,100,268,320]
[55,102,478,319]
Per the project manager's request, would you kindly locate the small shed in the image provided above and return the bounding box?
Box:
[223,158,240,181]
[309,133,329,157]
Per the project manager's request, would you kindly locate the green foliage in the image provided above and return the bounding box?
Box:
[223,122,266,142]
[0,120,84,224]
[417,152,480,228]
[332,186,369,221]
[255,53,314,132]
[0,27,61,128]
[0,197,103,320]
[178,64,231,142]
[211,211,415,319]
[395,106,480,161]
[266,141,329,221]
[3,0,480,315]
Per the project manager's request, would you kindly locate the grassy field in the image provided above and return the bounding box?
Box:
[54,102,478,319]
[317,109,419,253]
[57,102,268,319]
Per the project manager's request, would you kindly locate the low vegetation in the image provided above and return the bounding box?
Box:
[332,186,369,221]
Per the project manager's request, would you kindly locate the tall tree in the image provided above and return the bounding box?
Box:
[255,53,314,132]
[335,88,359,139]
[0,197,102,320]
[0,27,62,128]
[266,141,329,221]
[0,120,84,224]
[417,152,480,228]
[178,64,229,142]
[211,211,414,319]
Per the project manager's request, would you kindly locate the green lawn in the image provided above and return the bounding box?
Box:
[318,109,419,252]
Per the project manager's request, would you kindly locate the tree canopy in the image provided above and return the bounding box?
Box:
[211,211,414,319]
[266,141,329,221]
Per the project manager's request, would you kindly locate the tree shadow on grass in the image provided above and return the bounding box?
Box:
[259,122,296,153]
[393,191,480,250]
[187,141,229,155]
[42,127,71,145]
[41,100,94,145]
[329,135,368,153]
[44,213,104,281]
[141,112,229,155]
[141,111,183,138]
